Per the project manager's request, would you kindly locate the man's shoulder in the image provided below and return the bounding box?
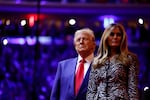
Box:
[59,57,77,63]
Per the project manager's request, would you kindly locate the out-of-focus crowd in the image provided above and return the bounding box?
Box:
[0,19,150,100]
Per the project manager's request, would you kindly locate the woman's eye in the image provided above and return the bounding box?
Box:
[110,32,122,37]
[110,32,114,36]
[117,33,122,36]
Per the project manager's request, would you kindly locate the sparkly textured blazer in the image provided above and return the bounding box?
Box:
[86,54,139,100]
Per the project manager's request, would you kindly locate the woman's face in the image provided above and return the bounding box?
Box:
[107,27,122,48]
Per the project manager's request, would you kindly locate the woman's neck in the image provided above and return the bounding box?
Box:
[108,47,120,58]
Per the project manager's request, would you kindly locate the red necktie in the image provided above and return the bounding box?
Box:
[75,59,85,95]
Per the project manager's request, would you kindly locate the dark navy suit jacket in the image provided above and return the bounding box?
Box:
[50,57,91,100]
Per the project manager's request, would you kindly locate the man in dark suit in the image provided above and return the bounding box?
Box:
[50,28,96,100]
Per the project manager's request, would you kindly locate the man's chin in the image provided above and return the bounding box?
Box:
[78,50,88,54]
[78,49,86,52]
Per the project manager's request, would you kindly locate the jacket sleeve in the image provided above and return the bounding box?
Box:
[50,62,61,100]
[128,54,139,100]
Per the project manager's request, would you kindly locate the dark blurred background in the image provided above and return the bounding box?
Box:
[0,0,150,100]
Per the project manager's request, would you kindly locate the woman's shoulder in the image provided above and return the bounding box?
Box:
[127,52,138,60]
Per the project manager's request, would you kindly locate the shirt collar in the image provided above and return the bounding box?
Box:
[77,53,94,63]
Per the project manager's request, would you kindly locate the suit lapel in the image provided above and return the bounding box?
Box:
[76,65,91,98]
[80,65,91,91]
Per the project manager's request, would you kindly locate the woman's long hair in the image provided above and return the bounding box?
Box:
[93,23,132,68]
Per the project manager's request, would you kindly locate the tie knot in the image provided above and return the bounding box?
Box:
[80,59,86,63]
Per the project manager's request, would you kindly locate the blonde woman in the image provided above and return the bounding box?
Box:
[86,23,139,100]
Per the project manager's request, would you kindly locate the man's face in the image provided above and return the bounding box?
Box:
[74,32,95,57]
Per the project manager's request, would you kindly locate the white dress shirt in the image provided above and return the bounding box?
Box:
[75,53,94,77]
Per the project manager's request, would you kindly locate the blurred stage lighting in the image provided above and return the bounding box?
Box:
[2,38,8,45]
[6,19,10,26]
[38,36,52,45]
[104,17,114,28]
[26,36,37,45]
[69,18,76,25]
[6,37,25,45]
[21,19,27,26]
[99,15,117,28]
[144,87,149,91]
[138,18,144,25]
